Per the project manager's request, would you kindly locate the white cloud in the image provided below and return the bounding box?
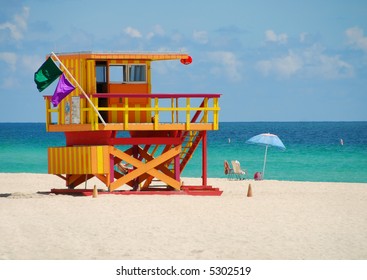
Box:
[0,76,18,89]
[256,51,302,78]
[265,30,277,41]
[302,44,354,79]
[256,45,354,79]
[153,25,165,36]
[346,27,367,53]
[124,26,142,38]
[0,6,29,41]
[170,32,183,44]
[0,52,17,71]
[0,53,46,89]
[207,51,242,82]
[0,52,18,89]
[299,32,308,43]
[22,54,43,73]
[265,29,288,44]
[147,24,165,40]
[303,48,353,79]
[316,55,354,79]
[193,30,208,44]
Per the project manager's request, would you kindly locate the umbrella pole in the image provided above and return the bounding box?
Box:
[262,145,268,179]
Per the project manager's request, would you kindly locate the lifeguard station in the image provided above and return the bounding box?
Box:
[42,52,221,195]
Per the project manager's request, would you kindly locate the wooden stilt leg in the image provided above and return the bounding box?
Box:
[202,131,207,187]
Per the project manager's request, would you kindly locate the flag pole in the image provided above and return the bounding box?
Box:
[50,52,106,126]
[262,145,268,179]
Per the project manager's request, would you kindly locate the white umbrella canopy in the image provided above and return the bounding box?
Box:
[246,133,286,179]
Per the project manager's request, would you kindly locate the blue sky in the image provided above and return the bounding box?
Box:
[0,0,366,122]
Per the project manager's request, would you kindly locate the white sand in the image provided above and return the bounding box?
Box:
[0,173,366,260]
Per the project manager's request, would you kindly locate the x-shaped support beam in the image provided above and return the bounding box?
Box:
[109,145,181,191]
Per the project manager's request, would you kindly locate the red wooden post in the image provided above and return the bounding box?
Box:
[133,145,139,190]
[174,150,180,182]
[202,131,207,187]
[110,154,114,184]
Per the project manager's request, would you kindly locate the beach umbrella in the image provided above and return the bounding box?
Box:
[246,133,286,179]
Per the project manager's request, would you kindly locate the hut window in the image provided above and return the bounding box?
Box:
[108,64,146,83]
[109,65,127,83]
[96,65,106,83]
[129,65,146,82]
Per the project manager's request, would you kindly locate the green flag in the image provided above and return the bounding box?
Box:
[34,57,63,92]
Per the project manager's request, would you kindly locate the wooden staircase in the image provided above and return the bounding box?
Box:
[177,130,203,172]
[168,100,207,174]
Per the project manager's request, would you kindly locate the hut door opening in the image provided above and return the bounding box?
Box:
[96,61,108,122]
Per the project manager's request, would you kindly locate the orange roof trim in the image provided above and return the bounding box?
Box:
[53,52,190,61]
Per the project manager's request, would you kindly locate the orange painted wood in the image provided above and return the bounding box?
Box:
[109,145,181,191]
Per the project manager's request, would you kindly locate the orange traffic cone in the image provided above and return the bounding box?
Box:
[93,185,98,198]
[247,183,253,197]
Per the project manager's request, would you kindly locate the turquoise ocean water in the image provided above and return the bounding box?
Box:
[0,122,366,183]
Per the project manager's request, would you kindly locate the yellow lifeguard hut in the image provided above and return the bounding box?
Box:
[40,52,221,195]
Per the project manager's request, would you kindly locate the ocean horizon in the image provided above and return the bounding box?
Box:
[1,121,366,183]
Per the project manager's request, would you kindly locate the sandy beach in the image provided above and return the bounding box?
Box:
[0,173,366,260]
